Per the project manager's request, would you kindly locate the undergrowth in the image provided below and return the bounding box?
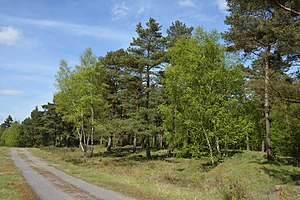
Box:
[30,146,300,200]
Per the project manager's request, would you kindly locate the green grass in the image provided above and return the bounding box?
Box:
[30,146,300,200]
[0,147,37,200]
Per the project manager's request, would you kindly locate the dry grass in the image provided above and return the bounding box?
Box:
[30,146,300,200]
[0,147,37,200]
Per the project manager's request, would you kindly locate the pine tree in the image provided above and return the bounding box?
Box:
[223,0,300,161]
[1,115,13,129]
[128,18,166,158]
[166,20,194,48]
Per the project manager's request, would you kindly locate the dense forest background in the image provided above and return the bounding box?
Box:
[1,0,299,164]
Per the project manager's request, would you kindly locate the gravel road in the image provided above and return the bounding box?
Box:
[11,148,136,200]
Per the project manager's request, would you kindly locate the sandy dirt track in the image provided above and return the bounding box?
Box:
[11,148,136,200]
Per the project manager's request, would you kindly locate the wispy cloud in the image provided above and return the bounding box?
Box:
[112,2,129,20]
[194,14,218,22]
[3,15,131,42]
[0,26,22,46]
[0,89,24,96]
[178,0,197,8]
[177,13,218,22]
[214,0,228,13]
[137,4,150,15]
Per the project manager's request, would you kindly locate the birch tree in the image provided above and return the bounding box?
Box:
[161,27,249,164]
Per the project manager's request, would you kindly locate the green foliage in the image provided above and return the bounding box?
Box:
[0,128,6,146]
[224,0,300,56]
[54,48,108,157]
[223,0,300,161]
[160,27,252,161]
[0,127,5,145]
[271,99,300,159]
[1,122,22,147]
[12,16,299,163]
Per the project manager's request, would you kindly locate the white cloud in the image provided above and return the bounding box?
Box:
[112,2,129,20]
[214,0,228,13]
[0,89,24,96]
[178,0,197,8]
[0,26,22,46]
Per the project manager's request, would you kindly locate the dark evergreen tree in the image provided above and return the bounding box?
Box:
[166,20,194,47]
[42,102,60,146]
[21,107,45,146]
[1,115,13,129]
[128,18,166,158]
[98,49,131,150]
[42,102,76,147]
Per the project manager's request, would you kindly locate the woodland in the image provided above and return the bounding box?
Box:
[1,0,300,165]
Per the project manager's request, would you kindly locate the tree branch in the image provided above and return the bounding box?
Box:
[269,0,300,16]
[267,76,300,103]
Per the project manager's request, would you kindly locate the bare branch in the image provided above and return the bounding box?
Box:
[267,76,300,103]
[269,0,300,16]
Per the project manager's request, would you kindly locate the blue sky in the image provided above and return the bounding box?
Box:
[0,0,228,123]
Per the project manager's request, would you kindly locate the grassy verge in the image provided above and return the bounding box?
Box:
[0,147,37,200]
[30,146,300,200]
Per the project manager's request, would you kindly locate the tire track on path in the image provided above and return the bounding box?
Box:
[11,148,136,200]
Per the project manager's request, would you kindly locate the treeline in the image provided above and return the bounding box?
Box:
[1,1,299,163]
